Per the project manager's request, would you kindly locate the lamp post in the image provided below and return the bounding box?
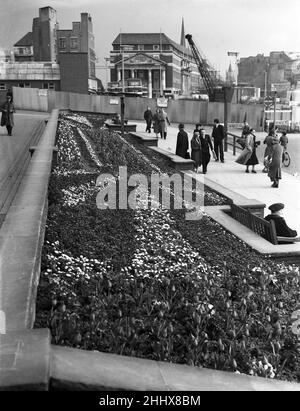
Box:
[223,85,230,152]
[273,90,277,136]
[120,93,125,137]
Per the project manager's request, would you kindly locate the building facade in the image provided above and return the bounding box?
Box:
[56,12,97,92]
[0,6,98,98]
[109,32,201,98]
[238,51,300,98]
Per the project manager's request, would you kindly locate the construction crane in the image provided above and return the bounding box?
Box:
[185,34,234,103]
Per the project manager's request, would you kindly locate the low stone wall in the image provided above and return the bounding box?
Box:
[0,109,59,331]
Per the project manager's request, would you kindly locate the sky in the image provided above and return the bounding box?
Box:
[1,0,300,85]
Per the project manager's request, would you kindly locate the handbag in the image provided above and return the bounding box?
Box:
[185,152,190,159]
[236,137,246,149]
[235,147,252,165]
[211,150,217,161]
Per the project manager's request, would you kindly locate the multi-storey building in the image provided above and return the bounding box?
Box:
[109,30,201,98]
[238,51,300,97]
[56,12,97,93]
[0,6,98,100]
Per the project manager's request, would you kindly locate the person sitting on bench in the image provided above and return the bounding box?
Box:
[265,203,297,238]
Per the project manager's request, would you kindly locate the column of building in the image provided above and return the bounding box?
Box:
[162,68,166,92]
[148,69,152,98]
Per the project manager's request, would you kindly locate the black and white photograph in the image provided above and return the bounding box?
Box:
[0,0,300,395]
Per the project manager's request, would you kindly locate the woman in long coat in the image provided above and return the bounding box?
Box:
[158,109,170,139]
[1,94,15,136]
[199,128,213,174]
[235,129,258,173]
[191,131,202,173]
[268,138,282,188]
[152,108,161,138]
[262,133,274,172]
[245,130,259,173]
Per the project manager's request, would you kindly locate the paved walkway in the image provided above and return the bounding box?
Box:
[131,120,300,234]
[0,111,48,185]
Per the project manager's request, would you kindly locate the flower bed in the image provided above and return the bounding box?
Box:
[35,112,300,382]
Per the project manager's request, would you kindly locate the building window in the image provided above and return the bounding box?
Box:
[153,45,160,51]
[43,83,55,90]
[137,45,144,51]
[70,37,78,49]
[18,83,31,88]
[123,45,134,51]
[0,83,6,90]
[59,37,66,49]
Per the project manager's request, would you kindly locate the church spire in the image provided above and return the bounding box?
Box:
[180,17,186,47]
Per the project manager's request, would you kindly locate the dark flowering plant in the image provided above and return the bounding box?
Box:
[35,113,300,382]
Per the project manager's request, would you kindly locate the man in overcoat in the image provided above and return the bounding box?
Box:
[143,106,153,133]
[265,203,297,238]
[175,124,189,158]
[211,118,225,162]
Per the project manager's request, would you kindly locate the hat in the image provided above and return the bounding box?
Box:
[269,203,284,212]
[178,123,185,129]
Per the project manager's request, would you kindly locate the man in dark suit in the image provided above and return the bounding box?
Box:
[265,203,297,237]
[175,123,189,158]
[211,118,225,162]
[143,107,153,133]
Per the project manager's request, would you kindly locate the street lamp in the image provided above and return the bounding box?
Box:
[120,45,125,93]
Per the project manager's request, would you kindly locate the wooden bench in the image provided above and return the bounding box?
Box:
[231,203,300,245]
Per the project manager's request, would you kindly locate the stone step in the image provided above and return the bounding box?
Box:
[149,146,195,170]
[129,131,158,146]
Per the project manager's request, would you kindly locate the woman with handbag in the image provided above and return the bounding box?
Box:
[199,128,213,174]
[235,129,258,173]
[245,129,259,173]
[191,131,202,173]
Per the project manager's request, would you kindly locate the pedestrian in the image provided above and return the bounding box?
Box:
[237,121,250,149]
[265,203,298,238]
[158,108,170,139]
[1,94,15,136]
[6,88,13,103]
[211,118,225,162]
[245,129,259,173]
[191,131,202,173]
[199,128,214,174]
[235,128,257,172]
[175,123,189,159]
[193,123,202,134]
[262,133,274,172]
[143,106,153,133]
[152,108,161,138]
[268,137,282,188]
